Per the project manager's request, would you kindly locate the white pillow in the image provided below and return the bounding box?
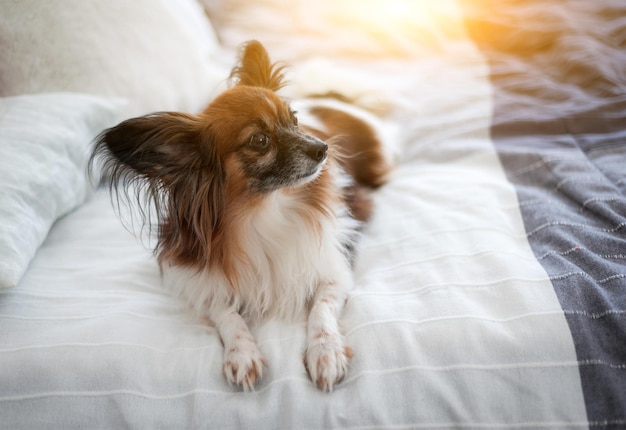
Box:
[0,0,226,119]
[0,93,121,290]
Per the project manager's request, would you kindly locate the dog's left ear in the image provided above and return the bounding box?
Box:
[229,40,287,92]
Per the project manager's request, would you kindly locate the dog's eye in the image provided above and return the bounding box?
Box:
[248,133,271,150]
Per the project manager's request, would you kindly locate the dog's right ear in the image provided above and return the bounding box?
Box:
[91,112,211,183]
[91,112,225,260]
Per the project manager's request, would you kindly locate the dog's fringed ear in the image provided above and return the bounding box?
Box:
[229,40,287,91]
[90,112,225,260]
[91,112,207,183]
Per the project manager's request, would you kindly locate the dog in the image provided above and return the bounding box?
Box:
[91,40,392,391]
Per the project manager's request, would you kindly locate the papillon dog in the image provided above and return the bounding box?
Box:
[92,40,392,391]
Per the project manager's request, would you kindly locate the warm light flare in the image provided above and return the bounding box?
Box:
[217,0,467,58]
[311,0,465,53]
[331,0,460,29]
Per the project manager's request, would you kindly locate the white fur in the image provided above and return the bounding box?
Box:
[162,166,359,390]
[164,180,357,322]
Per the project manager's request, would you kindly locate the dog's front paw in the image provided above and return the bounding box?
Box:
[222,337,266,391]
[304,332,353,392]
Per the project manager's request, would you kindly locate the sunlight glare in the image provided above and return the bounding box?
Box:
[341,0,459,29]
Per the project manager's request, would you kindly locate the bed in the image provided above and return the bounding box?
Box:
[1,0,624,428]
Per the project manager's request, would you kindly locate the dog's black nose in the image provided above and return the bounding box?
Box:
[306,141,328,162]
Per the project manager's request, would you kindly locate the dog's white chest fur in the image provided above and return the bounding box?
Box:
[236,191,333,320]
[164,189,356,323]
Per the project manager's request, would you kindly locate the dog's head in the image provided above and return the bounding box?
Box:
[207,60,328,193]
[91,40,329,263]
[94,40,328,194]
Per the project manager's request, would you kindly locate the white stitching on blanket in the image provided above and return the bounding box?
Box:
[364,247,624,274]
[518,199,568,210]
[377,203,524,222]
[508,157,578,178]
[526,220,626,237]
[578,359,626,370]
[350,277,549,297]
[555,175,609,191]
[0,332,306,355]
[507,158,624,213]
[351,272,626,298]
[549,272,625,284]
[563,309,626,320]
[363,250,540,274]
[361,226,529,248]
[580,196,621,210]
[344,312,568,336]
[363,221,626,249]
[535,246,626,260]
[0,375,315,402]
[343,310,626,337]
[339,360,623,385]
[341,420,626,429]
[536,246,584,260]
[0,311,215,325]
[0,341,222,354]
[518,195,622,214]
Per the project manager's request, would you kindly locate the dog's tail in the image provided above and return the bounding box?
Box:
[293,97,394,189]
[293,97,395,224]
